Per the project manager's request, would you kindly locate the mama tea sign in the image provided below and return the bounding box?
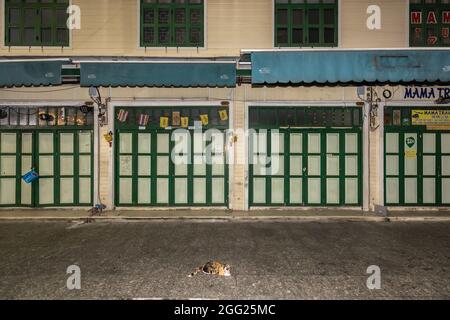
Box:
[404,87,450,100]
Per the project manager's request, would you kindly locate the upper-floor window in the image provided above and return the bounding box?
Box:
[140,0,204,47]
[275,0,338,47]
[5,0,69,47]
[410,0,450,47]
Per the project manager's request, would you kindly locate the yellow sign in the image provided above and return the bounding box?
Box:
[405,150,417,158]
[160,117,169,128]
[412,110,450,125]
[219,109,228,121]
[200,114,209,126]
[427,125,450,130]
[181,117,189,128]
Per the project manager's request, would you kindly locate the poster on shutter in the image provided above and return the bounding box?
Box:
[160,117,169,128]
[405,136,417,158]
[172,112,181,126]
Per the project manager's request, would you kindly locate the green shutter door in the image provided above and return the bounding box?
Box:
[115,129,229,207]
[249,128,362,207]
[385,128,450,206]
[0,129,93,207]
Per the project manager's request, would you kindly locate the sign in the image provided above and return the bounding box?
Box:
[199,114,209,126]
[160,117,169,128]
[219,109,228,121]
[181,117,189,128]
[405,135,417,159]
[404,87,450,100]
[412,110,450,125]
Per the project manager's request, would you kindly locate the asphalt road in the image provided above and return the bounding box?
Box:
[0,220,449,299]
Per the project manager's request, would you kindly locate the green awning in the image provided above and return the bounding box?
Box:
[0,60,65,87]
[80,61,236,87]
[251,50,450,85]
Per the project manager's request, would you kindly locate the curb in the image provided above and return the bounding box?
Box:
[0,215,449,222]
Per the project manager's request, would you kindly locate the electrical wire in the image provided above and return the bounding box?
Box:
[0,85,80,93]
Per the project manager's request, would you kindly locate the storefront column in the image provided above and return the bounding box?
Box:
[231,100,246,211]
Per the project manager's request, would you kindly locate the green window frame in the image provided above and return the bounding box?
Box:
[274,0,338,47]
[140,0,204,47]
[5,0,69,47]
[410,0,450,47]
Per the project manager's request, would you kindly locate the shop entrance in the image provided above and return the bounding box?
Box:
[114,106,229,207]
[384,107,450,206]
[0,106,94,207]
[249,106,363,207]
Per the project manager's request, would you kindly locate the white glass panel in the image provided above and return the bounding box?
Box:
[271,178,284,204]
[60,156,74,176]
[157,134,170,154]
[194,133,206,154]
[308,178,321,204]
[442,156,450,175]
[174,178,188,204]
[138,178,151,204]
[385,133,399,153]
[193,178,206,204]
[138,133,151,154]
[345,178,358,204]
[119,133,132,154]
[60,178,74,204]
[257,132,267,154]
[308,133,321,153]
[423,134,436,154]
[39,156,53,176]
[120,156,133,176]
[21,156,32,175]
[39,133,53,153]
[308,156,321,175]
[386,155,399,175]
[79,177,91,204]
[157,156,169,175]
[386,178,399,204]
[326,155,339,176]
[289,178,302,204]
[210,132,224,154]
[441,134,450,153]
[79,132,91,153]
[290,133,302,153]
[271,132,284,154]
[327,178,339,204]
[212,178,225,203]
[21,133,32,153]
[345,133,358,154]
[39,178,54,205]
[138,155,151,176]
[173,131,191,154]
[211,155,225,175]
[442,179,450,204]
[270,155,284,175]
[21,180,31,205]
[405,157,417,176]
[253,178,266,203]
[60,133,74,153]
[327,133,339,153]
[423,178,435,204]
[79,155,91,175]
[0,179,15,204]
[157,178,169,204]
[345,155,358,176]
[1,133,16,153]
[253,155,267,176]
[0,156,16,176]
[423,156,435,176]
[119,178,133,204]
[404,178,418,204]
[193,155,206,175]
[290,156,302,175]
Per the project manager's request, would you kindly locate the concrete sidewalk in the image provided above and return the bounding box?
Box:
[0,208,450,222]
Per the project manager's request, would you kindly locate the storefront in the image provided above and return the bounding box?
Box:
[0,106,94,207]
[114,105,230,207]
[384,107,450,206]
[248,106,363,207]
